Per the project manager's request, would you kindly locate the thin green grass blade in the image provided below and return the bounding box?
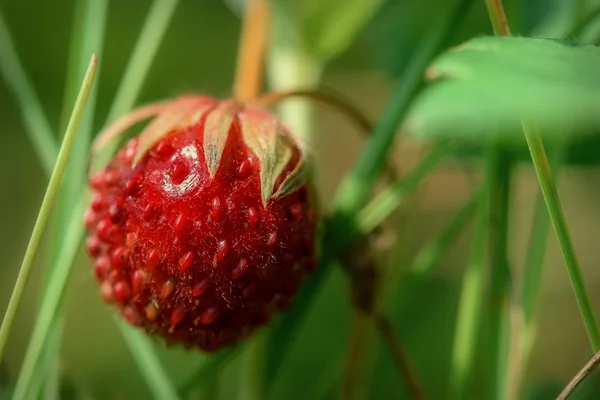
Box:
[0,7,58,173]
[17,2,180,395]
[391,187,482,319]
[107,0,179,121]
[486,145,513,400]
[38,2,109,396]
[10,54,98,399]
[116,320,181,400]
[355,142,454,234]
[449,185,489,400]
[522,146,565,324]
[92,0,180,171]
[522,122,600,351]
[0,55,98,362]
[508,146,564,398]
[12,198,86,400]
[60,0,108,214]
[411,190,480,276]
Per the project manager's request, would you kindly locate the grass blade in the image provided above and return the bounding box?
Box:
[60,0,108,212]
[411,190,480,276]
[116,320,181,400]
[12,198,86,400]
[449,185,489,400]
[37,2,109,396]
[108,0,178,123]
[0,55,98,362]
[10,54,98,399]
[522,122,600,351]
[0,7,58,173]
[506,146,564,399]
[355,142,454,234]
[486,145,513,400]
[92,0,180,172]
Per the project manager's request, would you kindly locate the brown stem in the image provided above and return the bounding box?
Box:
[234,0,270,101]
[485,0,512,36]
[253,89,373,134]
[557,351,600,400]
[375,314,424,400]
[340,311,371,400]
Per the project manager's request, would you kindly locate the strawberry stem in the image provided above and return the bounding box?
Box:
[253,89,373,134]
[233,0,270,101]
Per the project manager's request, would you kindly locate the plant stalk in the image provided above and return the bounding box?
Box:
[0,55,98,362]
[522,123,600,351]
[449,183,489,400]
[486,144,513,400]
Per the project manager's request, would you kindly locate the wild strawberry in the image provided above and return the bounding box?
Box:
[84,96,317,351]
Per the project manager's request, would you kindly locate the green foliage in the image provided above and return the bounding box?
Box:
[404,36,600,143]
[4,0,600,399]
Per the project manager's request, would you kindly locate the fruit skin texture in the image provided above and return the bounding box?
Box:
[85,96,317,351]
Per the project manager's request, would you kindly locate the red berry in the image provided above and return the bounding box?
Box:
[85,96,317,351]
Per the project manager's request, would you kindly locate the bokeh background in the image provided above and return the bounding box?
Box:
[2,0,600,398]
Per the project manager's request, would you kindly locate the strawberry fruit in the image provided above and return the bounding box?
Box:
[84,96,317,351]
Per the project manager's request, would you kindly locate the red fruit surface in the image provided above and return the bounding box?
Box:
[85,97,317,351]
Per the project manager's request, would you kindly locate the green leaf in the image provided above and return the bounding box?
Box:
[404,36,600,143]
[270,0,383,61]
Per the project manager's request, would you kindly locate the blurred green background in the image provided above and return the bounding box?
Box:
[2,0,600,398]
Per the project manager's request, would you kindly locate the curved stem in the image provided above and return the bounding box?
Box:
[340,312,371,400]
[253,89,373,133]
[375,314,424,400]
[557,351,600,400]
[254,89,398,183]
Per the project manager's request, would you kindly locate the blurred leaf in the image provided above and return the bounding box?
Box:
[447,133,600,166]
[404,36,600,143]
[178,344,242,397]
[270,0,383,61]
[116,320,181,400]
